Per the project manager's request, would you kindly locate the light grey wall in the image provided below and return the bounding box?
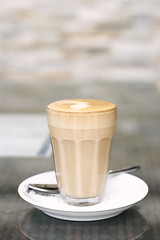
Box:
[0,0,160,85]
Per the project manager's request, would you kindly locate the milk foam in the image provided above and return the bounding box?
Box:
[47,99,116,113]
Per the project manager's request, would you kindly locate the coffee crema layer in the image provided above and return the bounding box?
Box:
[47,99,117,129]
[47,99,116,113]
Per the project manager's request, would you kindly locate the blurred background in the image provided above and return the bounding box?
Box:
[0,0,160,158]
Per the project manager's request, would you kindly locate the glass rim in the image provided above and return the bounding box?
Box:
[46,106,117,114]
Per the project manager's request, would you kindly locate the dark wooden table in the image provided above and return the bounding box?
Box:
[0,82,160,239]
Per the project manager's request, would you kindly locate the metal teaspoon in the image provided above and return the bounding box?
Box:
[28,165,140,194]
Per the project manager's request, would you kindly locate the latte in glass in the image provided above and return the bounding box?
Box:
[47,99,117,206]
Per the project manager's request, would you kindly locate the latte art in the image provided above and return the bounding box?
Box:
[70,102,90,110]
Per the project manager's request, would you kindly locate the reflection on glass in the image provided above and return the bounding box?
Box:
[19,208,148,240]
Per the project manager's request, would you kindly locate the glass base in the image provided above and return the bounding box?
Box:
[62,195,100,206]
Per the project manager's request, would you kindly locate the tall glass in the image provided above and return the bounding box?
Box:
[47,99,117,206]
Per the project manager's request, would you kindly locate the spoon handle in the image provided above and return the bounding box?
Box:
[28,165,140,194]
[109,165,140,174]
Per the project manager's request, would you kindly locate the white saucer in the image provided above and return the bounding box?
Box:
[18,171,148,221]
